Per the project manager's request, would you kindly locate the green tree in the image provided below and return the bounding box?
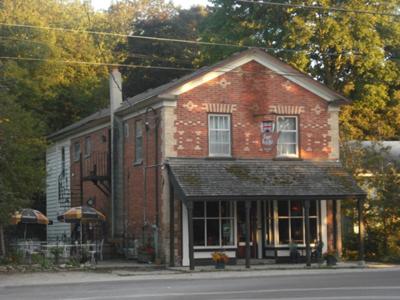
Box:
[342,142,400,261]
[201,0,400,140]
[0,93,45,255]
[121,5,207,97]
[0,0,112,133]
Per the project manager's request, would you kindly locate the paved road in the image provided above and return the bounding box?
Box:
[1,268,400,300]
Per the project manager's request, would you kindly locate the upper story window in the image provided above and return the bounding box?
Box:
[135,120,143,163]
[208,114,231,157]
[84,136,91,158]
[61,146,66,175]
[277,116,298,157]
[124,122,129,138]
[73,142,81,161]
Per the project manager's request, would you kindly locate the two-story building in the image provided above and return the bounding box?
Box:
[46,48,366,268]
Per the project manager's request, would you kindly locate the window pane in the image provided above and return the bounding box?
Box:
[74,143,80,160]
[193,219,205,246]
[221,131,229,143]
[221,219,234,245]
[206,219,219,246]
[135,121,143,161]
[210,131,217,143]
[220,201,232,218]
[278,219,289,244]
[310,218,318,242]
[206,201,219,218]
[209,115,230,156]
[278,201,288,217]
[278,117,296,130]
[84,137,91,156]
[291,218,304,243]
[193,202,204,218]
[290,201,303,217]
[279,144,296,155]
[135,121,142,137]
[279,132,296,144]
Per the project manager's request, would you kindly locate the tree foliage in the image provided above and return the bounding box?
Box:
[201,0,400,140]
[342,142,400,261]
[121,5,207,97]
[0,93,45,225]
[0,0,114,133]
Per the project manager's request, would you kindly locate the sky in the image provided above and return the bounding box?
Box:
[91,0,210,10]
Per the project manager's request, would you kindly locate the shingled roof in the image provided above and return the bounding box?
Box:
[167,158,366,201]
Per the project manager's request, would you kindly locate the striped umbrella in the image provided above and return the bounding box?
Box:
[11,209,51,240]
[57,206,105,245]
[57,206,106,223]
[11,209,50,225]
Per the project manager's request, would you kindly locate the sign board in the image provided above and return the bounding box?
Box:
[260,120,276,151]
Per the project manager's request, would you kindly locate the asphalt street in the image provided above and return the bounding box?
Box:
[1,268,400,300]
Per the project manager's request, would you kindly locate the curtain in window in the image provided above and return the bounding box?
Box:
[209,115,231,156]
[277,117,297,156]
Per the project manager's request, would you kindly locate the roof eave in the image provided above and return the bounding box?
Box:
[47,116,110,142]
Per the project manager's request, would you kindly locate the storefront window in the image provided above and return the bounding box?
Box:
[193,201,235,247]
[267,200,318,245]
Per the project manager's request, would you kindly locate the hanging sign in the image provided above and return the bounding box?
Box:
[260,120,276,151]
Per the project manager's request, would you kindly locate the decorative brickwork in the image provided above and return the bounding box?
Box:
[175,60,333,159]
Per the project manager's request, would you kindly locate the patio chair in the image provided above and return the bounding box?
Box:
[96,239,104,261]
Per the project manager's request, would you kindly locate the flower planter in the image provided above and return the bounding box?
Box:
[326,255,337,266]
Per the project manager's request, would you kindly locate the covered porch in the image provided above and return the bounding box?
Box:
[167,158,366,269]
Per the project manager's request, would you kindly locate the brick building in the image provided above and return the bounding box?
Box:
[46,49,366,267]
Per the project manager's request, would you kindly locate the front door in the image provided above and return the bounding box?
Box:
[237,201,258,258]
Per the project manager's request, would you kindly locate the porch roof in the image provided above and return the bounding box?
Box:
[167,158,366,201]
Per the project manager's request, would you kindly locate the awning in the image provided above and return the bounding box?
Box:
[167,158,366,202]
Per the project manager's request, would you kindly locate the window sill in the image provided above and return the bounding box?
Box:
[133,160,143,166]
[206,156,235,160]
[193,246,237,250]
[273,156,302,161]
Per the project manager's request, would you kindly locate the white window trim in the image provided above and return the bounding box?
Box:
[276,116,299,158]
[193,201,237,249]
[208,114,232,157]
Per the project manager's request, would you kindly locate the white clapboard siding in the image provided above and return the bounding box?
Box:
[46,140,71,242]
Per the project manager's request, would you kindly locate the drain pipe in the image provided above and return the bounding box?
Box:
[143,106,160,260]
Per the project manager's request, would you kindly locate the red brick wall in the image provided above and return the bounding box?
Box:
[122,110,163,243]
[70,127,110,220]
[175,61,332,160]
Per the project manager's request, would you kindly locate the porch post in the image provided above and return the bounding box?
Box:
[169,184,175,267]
[187,200,195,270]
[357,198,365,264]
[245,201,251,269]
[304,199,311,267]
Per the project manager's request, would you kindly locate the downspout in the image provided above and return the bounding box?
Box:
[143,106,161,261]
[109,68,123,239]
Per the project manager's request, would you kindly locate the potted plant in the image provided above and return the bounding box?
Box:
[137,245,155,263]
[323,250,338,266]
[211,251,229,269]
[50,246,64,265]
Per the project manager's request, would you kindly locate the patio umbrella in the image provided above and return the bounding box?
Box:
[11,209,51,240]
[57,206,106,244]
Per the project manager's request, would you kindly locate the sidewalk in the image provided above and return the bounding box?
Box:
[0,262,398,288]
